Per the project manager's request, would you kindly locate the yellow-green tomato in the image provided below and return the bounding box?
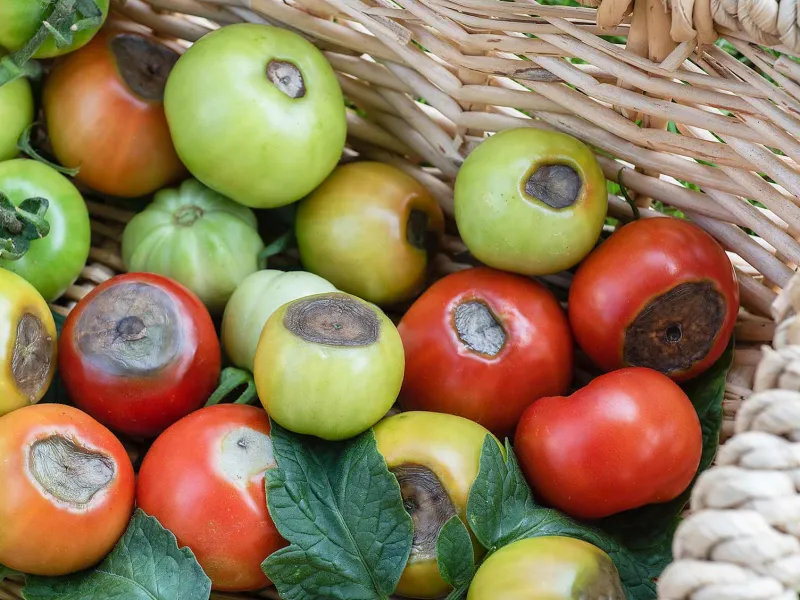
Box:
[0,268,57,416]
[296,162,445,306]
[122,179,264,315]
[221,269,336,372]
[467,536,625,600]
[373,411,500,599]
[0,77,34,161]
[254,291,404,441]
[454,128,608,276]
[164,23,346,208]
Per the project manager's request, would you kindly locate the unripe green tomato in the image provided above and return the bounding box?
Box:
[164,23,346,208]
[467,536,625,600]
[454,128,608,275]
[0,77,33,161]
[254,291,404,440]
[122,179,264,315]
[221,269,336,372]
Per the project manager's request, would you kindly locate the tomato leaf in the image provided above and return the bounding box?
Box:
[262,421,413,600]
[21,509,211,600]
[436,516,474,594]
[466,437,656,600]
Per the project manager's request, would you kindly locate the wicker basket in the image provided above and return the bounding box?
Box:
[3,0,800,596]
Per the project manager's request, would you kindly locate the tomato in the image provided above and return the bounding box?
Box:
[58,272,221,438]
[0,403,135,575]
[0,76,33,161]
[0,159,91,302]
[255,291,404,440]
[0,268,57,415]
[43,28,185,198]
[164,23,346,208]
[0,0,110,58]
[374,412,499,599]
[515,367,702,519]
[221,269,336,372]
[397,267,573,437]
[122,179,264,314]
[296,162,445,305]
[137,404,286,591]
[467,537,624,600]
[569,218,739,381]
[455,128,607,276]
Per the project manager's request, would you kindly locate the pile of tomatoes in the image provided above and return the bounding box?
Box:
[0,8,741,600]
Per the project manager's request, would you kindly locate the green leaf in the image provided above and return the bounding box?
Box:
[436,516,474,591]
[22,509,211,600]
[262,421,413,600]
[0,565,20,583]
[204,367,258,407]
[466,438,655,600]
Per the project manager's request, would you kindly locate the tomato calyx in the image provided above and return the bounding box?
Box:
[391,464,456,562]
[623,280,726,375]
[29,434,115,507]
[267,60,305,99]
[12,313,55,399]
[284,293,380,347]
[453,300,506,356]
[172,204,204,227]
[111,34,178,101]
[524,163,582,209]
[0,193,51,261]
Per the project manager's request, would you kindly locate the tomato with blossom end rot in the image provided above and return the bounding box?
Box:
[397,267,573,437]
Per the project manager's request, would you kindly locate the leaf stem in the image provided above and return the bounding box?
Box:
[205,367,258,406]
[17,124,80,176]
[258,230,295,270]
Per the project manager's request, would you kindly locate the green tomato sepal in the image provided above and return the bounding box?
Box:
[0,192,50,261]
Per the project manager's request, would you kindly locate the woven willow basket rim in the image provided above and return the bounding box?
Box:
[4,0,800,595]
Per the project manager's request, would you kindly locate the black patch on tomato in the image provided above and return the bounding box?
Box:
[453,300,506,356]
[283,293,380,347]
[112,33,179,101]
[267,60,306,99]
[12,313,54,400]
[524,164,582,209]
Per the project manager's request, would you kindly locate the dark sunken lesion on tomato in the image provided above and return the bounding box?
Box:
[75,282,184,377]
[12,313,54,400]
[623,280,726,374]
[29,435,116,507]
[283,293,380,347]
[111,33,180,101]
[453,300,507,357]
[524,164,583,209]
[391,464,457,562]
[267,60,306,99]
[581,552,626,600]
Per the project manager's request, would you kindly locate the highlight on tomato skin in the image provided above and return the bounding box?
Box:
[57,272,221,439]
[514,367,703,520]
[43,26,186,198]
[397,266,574,438]
[136,404,287,592]
[0,403,135,577]
[568,217,739,382]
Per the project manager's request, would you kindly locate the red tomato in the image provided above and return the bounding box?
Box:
[43,28,185,197]
[515,367,702,519]
[0,404,135,575]
[136,404,287,591]
[569,218,738,382]
[59,272,221,438]
[397,267,573,437]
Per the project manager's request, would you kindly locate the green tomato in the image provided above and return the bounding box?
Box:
[0,0,109,58]
[0,159,90,302]
[254,291,404,441]
[164,23,346,209]
[121,178,265,314]
[468,536,624,600]
[0,77,33,161]
[454,128,608,276]
[221,269,336,373]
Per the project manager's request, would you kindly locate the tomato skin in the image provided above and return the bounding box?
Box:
[515,367,702,519]
[58,272,221,438]
[0,75,33,161]
[398,267,573,437]
[568,218,739,381]
[44,29,185,198]
[0,404,135,575]
[136,404,287,591]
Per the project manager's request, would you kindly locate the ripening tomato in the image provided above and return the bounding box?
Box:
[58,272,221,438]
[397,267,573,437]
[569,218,739,381]
[515,368,702,519]
[136,404,287,591]
[43,28,185,197]
[0,404,135,575]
